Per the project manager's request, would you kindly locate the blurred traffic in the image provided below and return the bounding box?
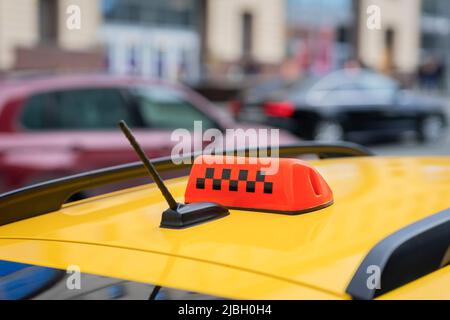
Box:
[0,74,297,193]
[234,67,447,143]
[0,0,449,194]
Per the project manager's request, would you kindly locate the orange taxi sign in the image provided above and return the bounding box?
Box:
[185,155,333,214]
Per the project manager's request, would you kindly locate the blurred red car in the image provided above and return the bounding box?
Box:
[0,74,298,193]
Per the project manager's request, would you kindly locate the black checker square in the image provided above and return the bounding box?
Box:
[212,179,222,190]
[238,170,249,181]
[229,180,238,191]
[196,178,205,189]
[197,167,273,194]
[264,182,273,194]
[246,181,256,193]
[221,168,231,180]
[256,170,266,182]
[205,168,215,179]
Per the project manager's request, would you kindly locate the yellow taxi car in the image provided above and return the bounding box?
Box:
[0,122,448,300]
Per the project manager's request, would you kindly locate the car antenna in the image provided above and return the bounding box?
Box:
[119,120,177,209]
[118,120,229,229]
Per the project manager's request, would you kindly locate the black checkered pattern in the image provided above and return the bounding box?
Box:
[196,168,273,194]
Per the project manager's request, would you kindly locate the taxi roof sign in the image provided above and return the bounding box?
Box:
[185,155,334,214]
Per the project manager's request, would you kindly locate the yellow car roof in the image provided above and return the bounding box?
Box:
[0,156,449,299]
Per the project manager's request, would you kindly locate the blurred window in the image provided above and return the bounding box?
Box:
[354,72,398,103]
[134,87,216,131]
[357,72,398,91]
[300,70,397,106]
[0,259,222,300]
[242,12,254,57]
[309,71,359,92]
[52,89,135,129]
[102,0,198,28]
[310,71,397,92]
[21,88,137,130]
[422,0,441,15]
[336,25,350,44]
[39,0,58,43]
[20,92,52,129]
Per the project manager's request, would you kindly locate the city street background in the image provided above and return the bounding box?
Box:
[0,0,450,192]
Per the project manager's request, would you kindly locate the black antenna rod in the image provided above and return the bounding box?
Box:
[119,121,178,210]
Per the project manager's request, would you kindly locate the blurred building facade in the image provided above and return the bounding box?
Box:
[204,0,286,82]
[2,0,450,93]
[420,0,450,59]
[357,0,421,82]
[0,0,203,82]
[0,0,102,72]
[420,0,450,91]
[356,0,450,92]
[100,0,202,83]
[286,0,353,76]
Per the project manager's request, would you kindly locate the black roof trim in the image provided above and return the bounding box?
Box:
[346,207,450,300]
[0,142,372,227]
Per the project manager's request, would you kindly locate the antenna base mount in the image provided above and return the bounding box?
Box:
[160,202,229,229]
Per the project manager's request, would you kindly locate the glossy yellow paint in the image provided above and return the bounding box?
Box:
[0,156,449,299]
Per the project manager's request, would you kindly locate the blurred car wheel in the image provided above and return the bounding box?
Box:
[418,115,446,143]
[313,121,344,142]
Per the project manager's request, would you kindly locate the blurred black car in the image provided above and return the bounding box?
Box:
[235,69,448,143]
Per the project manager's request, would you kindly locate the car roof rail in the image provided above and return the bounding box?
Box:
[0,142,372,227]
[346,207,450,300]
